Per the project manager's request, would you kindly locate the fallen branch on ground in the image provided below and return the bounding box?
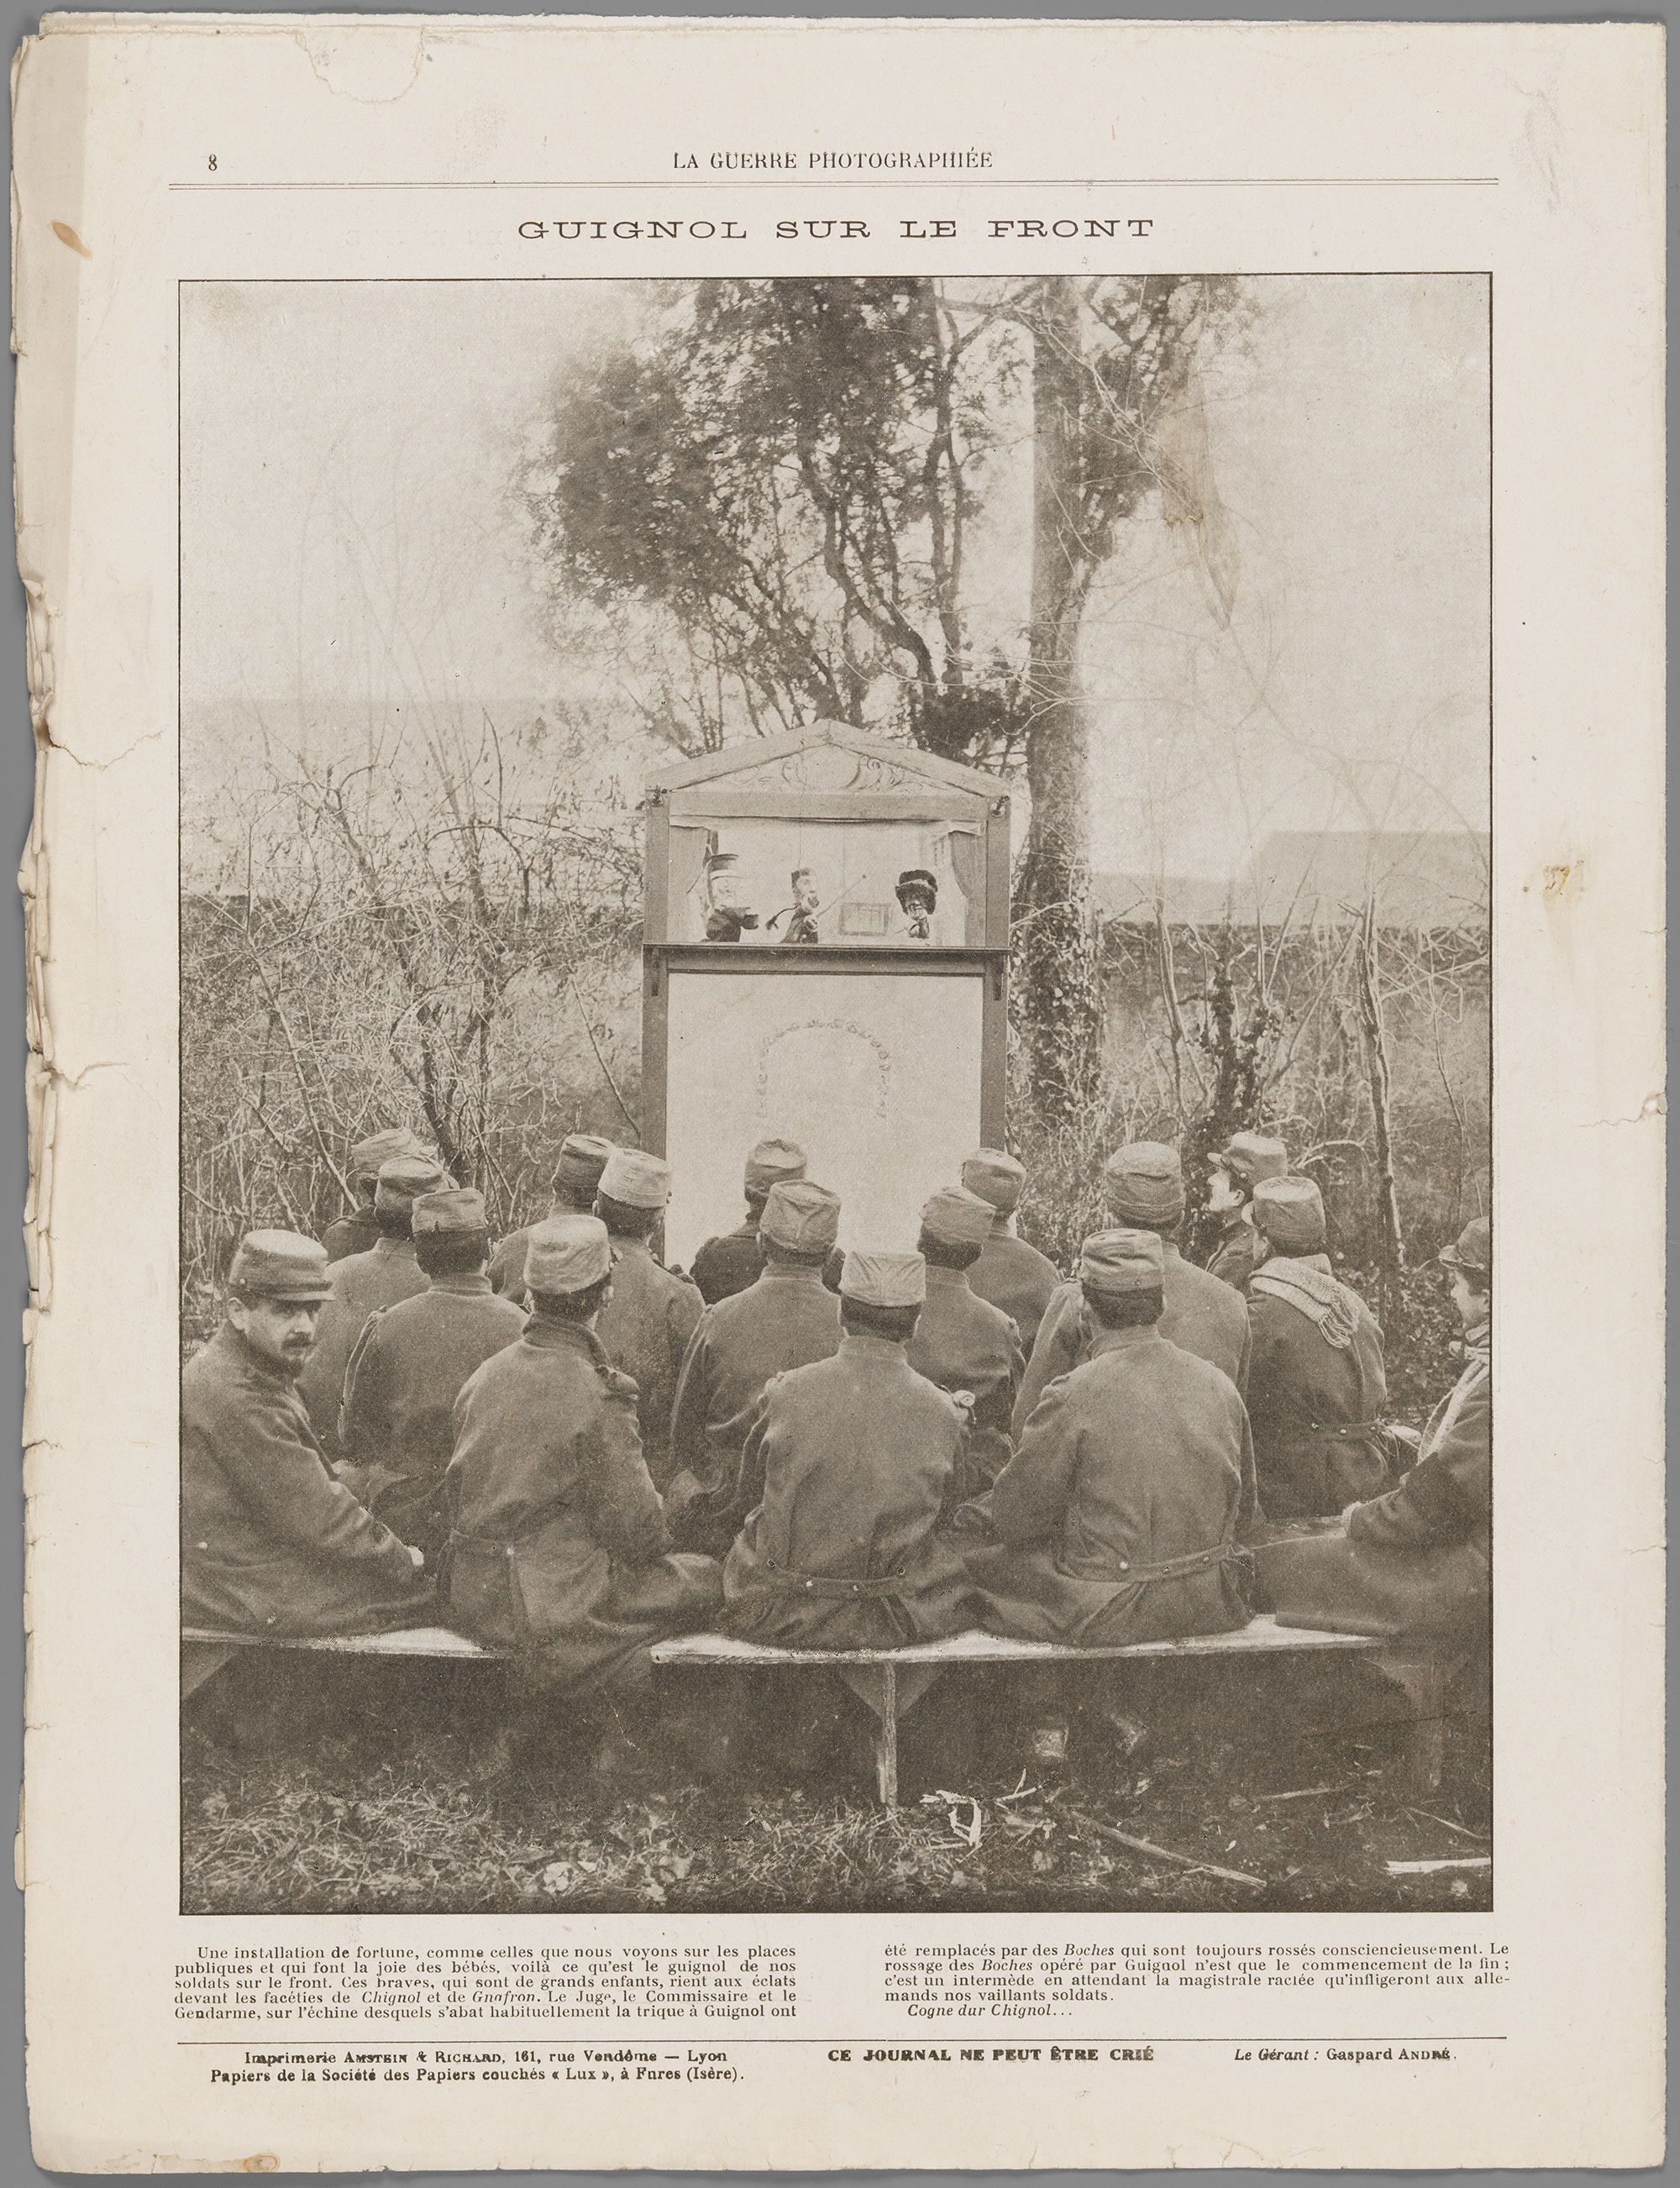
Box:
[1067,1807,1264,1890]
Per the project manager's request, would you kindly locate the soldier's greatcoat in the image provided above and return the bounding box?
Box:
[722,1336,975,1650]
[299,1236,430,1461]
[339,1274,528,1558]
[1245,1256,1389,1519]
[593,1238,704,1484]
[690,1220,844,1307]
[1256,1330,1489,1645]
[905,1266,1025,1503]
[969,1325,1256,1647]
[443,1318,721,1695]
[1207,1220,1260,1295]
[323,1205,380,1265]
[181,1324,429,1634]
[486,1221,540,1300]
[664,1263,843,1551]
[1011,1243,1252,1439]
[966,1219,1061,1356]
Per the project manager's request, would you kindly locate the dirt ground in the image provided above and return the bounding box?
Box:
[181,1650,1490,1918]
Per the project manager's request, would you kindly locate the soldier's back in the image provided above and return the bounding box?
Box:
[969,1230,1061,1353]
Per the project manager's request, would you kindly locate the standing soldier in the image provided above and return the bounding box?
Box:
[906,1186,1026,1504]
[591,1146,704,1480]
[323,1127,431,1264]
[665,1179,843,1554]
[1013,1141,1251,1435]
[690,1137,843,1305]
[181,1230,429,1637]
[1205,1132,1289,1294]
[444,1215,723,1776]
[300,1152,449,1461]
[722,1250,974,1650]
[1245,1175,1389,1519]
[339,1188,527,1563]
[961,1148,1062,1356]
[1257,1216,1489,1654]
[488,1132,617,1301]
[969,1230,1257,1768]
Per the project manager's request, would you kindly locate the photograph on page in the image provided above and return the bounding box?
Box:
[177,269,1493,1922]
[11,15,1662,2173]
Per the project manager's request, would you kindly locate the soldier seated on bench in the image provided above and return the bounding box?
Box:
[965,1229,1257,1771]
[181,1230,431,1640]
[1255,1217,1490,1666]
[722,1249,976,1651]
[443,1215,723,1779]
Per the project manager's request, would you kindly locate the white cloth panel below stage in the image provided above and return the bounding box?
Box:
[663,970,984,1271]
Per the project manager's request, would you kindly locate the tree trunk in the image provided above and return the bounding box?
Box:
[1357,895,1406,1317]
[1015,278,1104,1130]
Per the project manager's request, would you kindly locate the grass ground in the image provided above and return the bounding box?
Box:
[182,1652,1490,1918]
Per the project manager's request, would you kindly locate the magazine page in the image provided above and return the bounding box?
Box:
[13,14,1664,2171]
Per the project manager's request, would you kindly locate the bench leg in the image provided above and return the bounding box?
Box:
[835,1665,898,1807]
[182,1640,238,1702]
[1377,1648,1447,1796]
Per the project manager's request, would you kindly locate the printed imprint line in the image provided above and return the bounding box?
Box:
[165,176,1501,192]
[176,2034,1510,2046]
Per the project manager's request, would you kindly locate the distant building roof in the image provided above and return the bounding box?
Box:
[1096,831,1490,931]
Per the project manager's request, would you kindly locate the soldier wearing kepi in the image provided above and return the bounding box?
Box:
[906,1186,1026,1505]
[488,1132,617,1302]
[968,1230,1257,1765]
[1205,1131,1289,1295]
[591,1146,704,1482]
[323,1126,431,1265]
[665,1179,843,1555]
[1256,1216,1490,1654]
[444,1215,723,1771]
[961,1148,1062,1356]
[690,1137,843,1306]
[1013,1141,1251,1437]
[1245,1175,1389,1520]
[722,1250,974,1651]
[181,1230,429,1636]
[338,1188,528,1563]
[300,1151,450,1461]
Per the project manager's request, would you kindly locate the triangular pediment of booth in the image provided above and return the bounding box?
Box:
[648,721,1007,806]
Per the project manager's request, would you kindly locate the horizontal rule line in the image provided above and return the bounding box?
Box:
[166,176,1499,193]
[176,2034,1509,2046]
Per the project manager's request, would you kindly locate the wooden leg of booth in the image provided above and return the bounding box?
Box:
[832,1663,947,1808]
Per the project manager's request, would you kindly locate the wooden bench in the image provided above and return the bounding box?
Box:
[183,1618,1446,1811]
[652,1618,1447,1807]
[181,1624,507,1700]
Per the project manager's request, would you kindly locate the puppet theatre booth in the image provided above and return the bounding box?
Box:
[642,721,1011,1271]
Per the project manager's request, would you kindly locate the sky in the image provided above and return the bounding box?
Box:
[180,274,1488,886]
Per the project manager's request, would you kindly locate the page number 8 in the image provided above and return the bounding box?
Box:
[207,153,217,171]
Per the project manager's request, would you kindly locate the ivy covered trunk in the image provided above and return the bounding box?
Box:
[1014,277,1105,1131]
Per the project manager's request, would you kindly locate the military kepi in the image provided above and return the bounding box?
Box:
[842,1250,927,1307]
[349,1125,429,1183]
[412,1187,488,1236]
[920,1185,995,1249]
[760,1178,841,1252]
[228,1229,333,1301]
[524,1214,612,1294]
[1439,1215,1490,1278]
[744,1138,806,1197]
[961,1147,1026,1213]
[599,1146,673,1210]
[375,1153,451,1218]
[1079,1228,1165,1294]
[553,1133,616,1194]
[1220,1131,1289,1191]
[1252,1174,1326,1254]
[1104,1141,1185,1225]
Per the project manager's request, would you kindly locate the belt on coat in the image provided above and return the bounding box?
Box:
[1115,1540,1251,1584]
[757,1556,912,1600]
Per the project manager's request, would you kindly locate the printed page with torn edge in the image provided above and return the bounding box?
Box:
[12,14,1664,2173]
